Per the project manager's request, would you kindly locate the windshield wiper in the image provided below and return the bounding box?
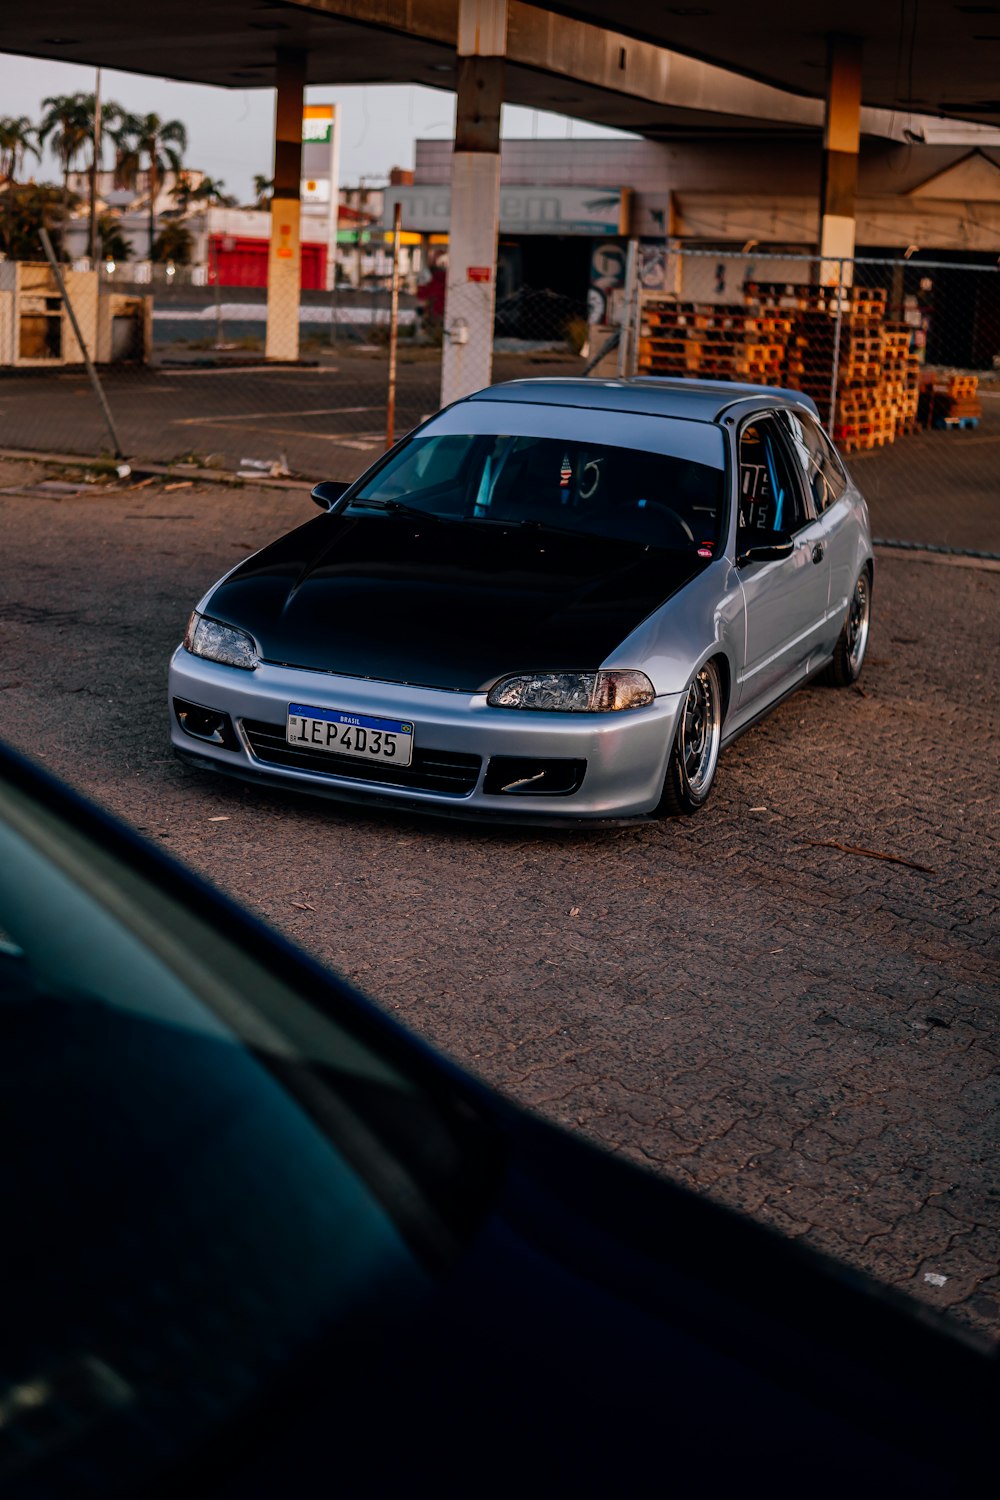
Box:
[514,518,592,539]
[348,498,440,521]
[460,515,586,538]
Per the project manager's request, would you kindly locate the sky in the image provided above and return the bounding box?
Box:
[0,54,635,202]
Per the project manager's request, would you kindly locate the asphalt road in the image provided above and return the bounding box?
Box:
[0,349,575,484]
[1,456,998,1344]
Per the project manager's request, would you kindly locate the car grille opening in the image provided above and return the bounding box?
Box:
[242,719,482,797]
[484,756,587,796]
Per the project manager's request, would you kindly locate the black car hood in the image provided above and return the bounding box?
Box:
[206,512,708,691]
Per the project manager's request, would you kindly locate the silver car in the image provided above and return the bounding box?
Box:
[168,378,873,822]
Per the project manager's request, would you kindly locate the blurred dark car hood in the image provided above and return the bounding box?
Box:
[205,511,707,691]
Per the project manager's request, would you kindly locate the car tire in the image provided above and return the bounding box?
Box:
[826,567,871,686]
[657,659,722,817]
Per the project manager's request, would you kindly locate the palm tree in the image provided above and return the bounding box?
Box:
[97,212,131,265]
[38,92,91,257]
[74,93,124,262]
[170,172,236,213]
[0,115,38,184]
[169,169,196,214]
[0,116,39,250]
[252,173,273,209]
[123,111,188,258]
[107,111,140,193]
[190,175,236,208]
[151,220,193,265]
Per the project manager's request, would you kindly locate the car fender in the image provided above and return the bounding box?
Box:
[831,486,874,625]
[600,558,743,703]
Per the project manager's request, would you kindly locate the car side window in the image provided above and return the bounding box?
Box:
[776,410,847,514]
[738,417,807,544]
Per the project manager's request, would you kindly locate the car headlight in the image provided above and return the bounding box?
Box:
[487,670,654,712]
[183,611,259,671]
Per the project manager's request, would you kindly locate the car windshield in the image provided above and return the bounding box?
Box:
[0,757,497,1497]
[347,432,725,550]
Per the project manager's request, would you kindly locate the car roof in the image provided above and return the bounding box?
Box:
[468,377,820,423]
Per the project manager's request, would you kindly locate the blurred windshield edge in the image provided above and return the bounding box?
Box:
[0,757,502,1270]
[425,401,726,466]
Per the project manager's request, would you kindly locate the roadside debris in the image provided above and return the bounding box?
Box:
[239,452,291,480]
[803,839,936,875]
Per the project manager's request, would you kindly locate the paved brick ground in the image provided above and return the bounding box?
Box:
[851,389,1000,553]
[1,459,997,1343]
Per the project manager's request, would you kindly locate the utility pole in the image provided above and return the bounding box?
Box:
[385,200,402,449]
[89,68,102,267]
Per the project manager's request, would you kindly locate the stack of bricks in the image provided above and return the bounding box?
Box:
[637,283,922,453]
[918,372,982,430]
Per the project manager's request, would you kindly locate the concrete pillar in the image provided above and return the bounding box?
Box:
[440,0,507,407]
[266,48,306,361]
[819,35,863,287]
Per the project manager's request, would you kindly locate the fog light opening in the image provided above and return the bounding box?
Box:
[174,698,237,749]
[484,757,587,797]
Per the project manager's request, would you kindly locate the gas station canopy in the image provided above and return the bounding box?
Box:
[3,0,998,132]
[545,0,1000,125]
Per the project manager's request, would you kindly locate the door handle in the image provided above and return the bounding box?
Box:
[811,542,825,564]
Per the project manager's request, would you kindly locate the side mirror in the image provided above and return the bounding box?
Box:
[737,531,794,567]
[311,480,350,511]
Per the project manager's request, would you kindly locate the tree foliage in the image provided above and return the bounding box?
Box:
[118,112,188,254]
[151,220,193,265]
[97,213,132,264]
[0,182,75,260]
[0,116,39,184]
[171,172,236,211]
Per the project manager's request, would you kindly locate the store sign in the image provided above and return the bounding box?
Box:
[382,185,625,237]
[301,177,331,204]
[299,104,340,292]
[303,106,333,144]
[467,266,492,282]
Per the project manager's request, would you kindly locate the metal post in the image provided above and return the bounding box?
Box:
[89,68,102,267]
[40,226,124,459]
[385,202,402,449]
[213,240,224,348]
[617,238,639,378]
[828,258,846,432]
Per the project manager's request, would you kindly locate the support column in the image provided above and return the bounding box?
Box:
[440,0,507,407]
[266,48,306,361]
[819,35,862,287]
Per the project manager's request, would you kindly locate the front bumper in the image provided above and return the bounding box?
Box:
[168,648,684,822]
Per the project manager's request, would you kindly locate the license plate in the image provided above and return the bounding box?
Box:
[287,704,414,767]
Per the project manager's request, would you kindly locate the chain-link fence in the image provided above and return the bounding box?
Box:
[0,248,586,484]
[633,247,1000,556]
[3,239,996,556]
